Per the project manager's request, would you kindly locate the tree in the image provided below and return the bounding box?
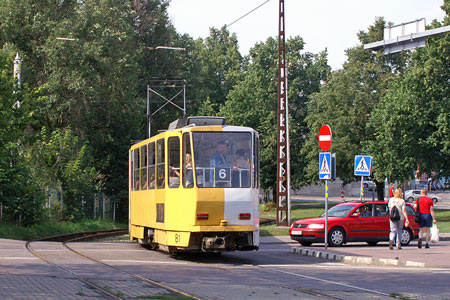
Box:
[367,6,450,183]
[0,48,45,225]
[302,18,408,198]
[26,126,96,221]
[221,36,329,195]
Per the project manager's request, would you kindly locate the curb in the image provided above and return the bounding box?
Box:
[290,247,426,268]
[261,236,450,245]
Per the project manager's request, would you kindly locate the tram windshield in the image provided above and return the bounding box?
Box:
[192,132,252,188]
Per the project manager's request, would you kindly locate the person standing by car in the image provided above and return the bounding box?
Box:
[414,188,437,249]
[388,188,409,250]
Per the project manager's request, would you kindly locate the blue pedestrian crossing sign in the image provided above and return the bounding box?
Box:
[354,155,373,176]
[319,152,332,179]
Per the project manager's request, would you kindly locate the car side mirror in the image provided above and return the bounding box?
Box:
[352,212,360,217]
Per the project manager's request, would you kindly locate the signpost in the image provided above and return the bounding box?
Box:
[319,153,331,180]
[354,155,373,200]
[318,125,333,250]
[318,125,332,151]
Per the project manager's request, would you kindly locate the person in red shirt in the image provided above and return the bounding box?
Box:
[388,184,395,198]
[414,188,437,249]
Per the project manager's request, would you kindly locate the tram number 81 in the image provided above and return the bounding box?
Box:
[175,233,181,244]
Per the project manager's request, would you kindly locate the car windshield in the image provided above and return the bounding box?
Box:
[321,204,357,217]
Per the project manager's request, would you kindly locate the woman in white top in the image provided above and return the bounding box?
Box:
[388,188,410,250]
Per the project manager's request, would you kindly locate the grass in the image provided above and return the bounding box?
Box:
[0,220,127,240]
[435,209,450,233]
[1,203,448,239]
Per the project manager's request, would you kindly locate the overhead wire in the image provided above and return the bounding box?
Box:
[226,0,271,28]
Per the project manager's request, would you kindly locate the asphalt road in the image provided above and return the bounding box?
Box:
[2,237,449,299]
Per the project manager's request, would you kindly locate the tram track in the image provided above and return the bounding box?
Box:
[184,254,349,300]
[220,251,391,300]
[191,249,392,300]
[26,229,391,299]
[26,229,201,300]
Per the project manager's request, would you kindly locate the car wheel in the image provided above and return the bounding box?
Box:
[400,228,412,246]
[300,242,312,247]
[407,197,414,203]
[367,241,378,246]
[328,227,345,247]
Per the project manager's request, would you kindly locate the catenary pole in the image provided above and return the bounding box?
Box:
[276,0,291,226]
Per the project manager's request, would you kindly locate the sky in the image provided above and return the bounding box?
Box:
[167,0,446,70]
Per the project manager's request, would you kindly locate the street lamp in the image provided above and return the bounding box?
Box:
[13,52,22,109]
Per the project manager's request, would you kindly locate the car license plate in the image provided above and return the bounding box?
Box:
[291,230,302,235]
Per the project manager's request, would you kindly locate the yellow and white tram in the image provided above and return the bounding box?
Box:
[129,117,260,253]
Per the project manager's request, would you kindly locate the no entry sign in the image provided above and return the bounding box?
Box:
[318,125,332,151]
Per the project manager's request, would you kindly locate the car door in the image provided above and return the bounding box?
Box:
[373,203,390,239]
[346,204,377,241]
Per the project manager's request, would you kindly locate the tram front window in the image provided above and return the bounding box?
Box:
[192,132,252,188]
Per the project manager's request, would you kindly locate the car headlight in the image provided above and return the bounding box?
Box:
[308,224,324,229]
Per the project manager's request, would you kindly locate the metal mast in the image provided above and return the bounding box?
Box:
[276,0,291,226]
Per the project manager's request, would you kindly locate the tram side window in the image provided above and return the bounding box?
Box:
[133,148,140,191]
[168,137,180,188]
[254,135,260,188]
[156,139,165,189]
[148,142,155,189]
[140,145,148,190]
[183,133,193,188]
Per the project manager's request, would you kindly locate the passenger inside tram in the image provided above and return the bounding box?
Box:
[183,153,194,188]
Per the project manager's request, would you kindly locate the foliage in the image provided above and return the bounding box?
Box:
[0,48,46,226]
[366,8,450,182]
[26,126,97,221]
[1,0,449,229]
[302,18,408,194]
[221,36,330,193]
[0,0,164,222]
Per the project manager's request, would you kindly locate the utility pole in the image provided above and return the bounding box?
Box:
[276,0,291,227]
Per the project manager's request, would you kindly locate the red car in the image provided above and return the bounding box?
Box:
[289,201,420,247]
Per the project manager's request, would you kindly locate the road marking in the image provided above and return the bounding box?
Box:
[432,271,450,274]
[0,257,38,260]
[261,266,390,296]
[102,259,189,265]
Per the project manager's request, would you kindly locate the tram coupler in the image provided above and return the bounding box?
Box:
[201,236,226,251]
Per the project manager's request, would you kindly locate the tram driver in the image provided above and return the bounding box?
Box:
[210,141,238,187]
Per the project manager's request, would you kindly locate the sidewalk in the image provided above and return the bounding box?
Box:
[261,234,450,268]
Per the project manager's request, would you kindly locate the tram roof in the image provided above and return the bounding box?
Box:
[130,124,256,148]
